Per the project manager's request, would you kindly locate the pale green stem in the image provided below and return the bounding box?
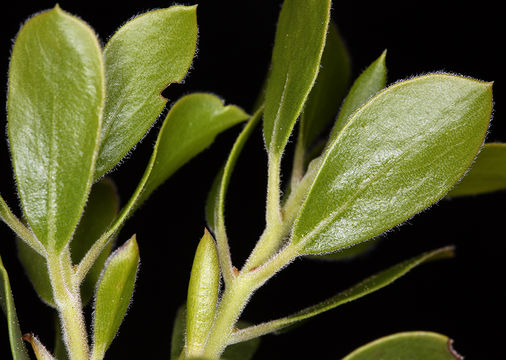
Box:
[47,247,89,360]
[214,224,234,285]
[0,195,45,255]
[289,134,306,190]
[202,244,298,359]
[243,156,283,271]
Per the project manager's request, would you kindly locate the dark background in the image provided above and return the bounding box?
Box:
[1,1,504,359]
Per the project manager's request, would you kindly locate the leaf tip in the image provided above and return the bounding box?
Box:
[448,338,464,359]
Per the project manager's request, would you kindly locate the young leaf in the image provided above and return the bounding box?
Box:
[0,255,30,360]
[292,74,492,255]
[186,229,221,356]
[95,5,198,179]
[298,22,351,151]
[171,305,260,360]
[16,178,119,307]
[447,143,506,197]
[22,334,56,360]
[342,331,463,360]
[229,247,453,343]
[92,236,139,360]
[328,50,387,141]
[263,0,331,156]
[8,6,105,252]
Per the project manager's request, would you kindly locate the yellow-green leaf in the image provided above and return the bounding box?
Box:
[329,51,387,141]
[95,6,198,179]
[447,142,506,197]
[299,22,351,150]
[186,230,221,357]
[92,236,139,360]
[293,74,492,255]
[342,331,463,360]
[8,6,104,252]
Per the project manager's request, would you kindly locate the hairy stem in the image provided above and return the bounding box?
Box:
[47,248,89,360]
[202,244,298,358]
[243,156,283,271]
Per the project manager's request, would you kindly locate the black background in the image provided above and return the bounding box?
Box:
[1,1,505,359]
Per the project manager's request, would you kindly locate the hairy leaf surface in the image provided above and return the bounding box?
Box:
[293,74,492,254]
[95,6,198,178]
[8,6,104,252]
[92,236,139,359]
[263,0,331,156]
[342,331,462,360]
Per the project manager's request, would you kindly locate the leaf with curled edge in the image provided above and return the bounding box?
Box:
[342,331,463,360]
[95,5,198,179]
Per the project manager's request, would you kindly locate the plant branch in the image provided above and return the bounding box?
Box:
[202,243,298,359]
[47,247,89,360]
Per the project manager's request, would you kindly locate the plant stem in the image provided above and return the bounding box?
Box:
[289,134,306,190]
[47,248,89,360]
[202,244,298,359]
[243,156,283,271]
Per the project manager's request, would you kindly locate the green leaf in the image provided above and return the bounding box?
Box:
[447,142,506,197]
[17,238,54,307]
[17,178,119,307]
[170,305,260,360]
[186,230,221,356]
[0,255,30,360]
[170,306,186,360]
[8,5,105,252]
[206,107,263,239]
[140,94,248,205]
[309,239,376,261]
[95,5,198,179]
[263,0,331,156]
[299,22,351,150]
[92,236,139,360]
[329,51,387,141]
[229,247,453,342]
[292,74,492,255]
[124,93,248,217]
[342,331,463,360]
